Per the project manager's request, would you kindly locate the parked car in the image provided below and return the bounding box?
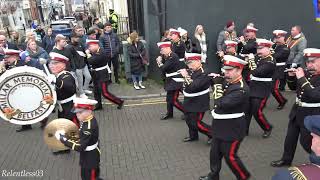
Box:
[50,20,73,39]
[63,16,77,26]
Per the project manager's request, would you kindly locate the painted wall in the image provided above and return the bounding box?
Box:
[144,0,320,78]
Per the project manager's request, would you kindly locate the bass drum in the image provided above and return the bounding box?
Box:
[0,66,57,125]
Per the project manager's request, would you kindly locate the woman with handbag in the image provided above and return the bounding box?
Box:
[127,31,147,90]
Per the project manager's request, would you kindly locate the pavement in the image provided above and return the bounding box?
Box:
[0,84,311,180]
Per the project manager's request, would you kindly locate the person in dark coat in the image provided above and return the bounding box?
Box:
[42,28,55,53]
[127,31,146,90]
[0,34,19,61]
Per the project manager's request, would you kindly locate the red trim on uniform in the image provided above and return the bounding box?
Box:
[229,141,247,180]
[224,61,244,68]
[101,82,121,105]
[91,169,96,180]
[74,104,95,110]
[257,98,270,130]
[72,116,79,128]
[196,112,210,133]
[304,52,320,58]
[173,90,184,112]
[273,80,285,104]
[257,43,272,48]
[226,43,237,47]
[186,56,201,61]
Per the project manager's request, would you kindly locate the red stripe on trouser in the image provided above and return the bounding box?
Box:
[72,116,79,128]
[173,90,184,112]
[257,98,270,130]
[274,79,285,104]
[196,112,210,134]
[91,169,96,180]
[101,82,121,105]
[229,141,247,180]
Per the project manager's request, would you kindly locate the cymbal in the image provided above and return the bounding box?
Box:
[43,118,79,151]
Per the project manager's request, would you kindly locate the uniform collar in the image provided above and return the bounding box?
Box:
[83,115,94,122]
[293,33,301,39]
[230,75,242,84]
[56,70,67,77]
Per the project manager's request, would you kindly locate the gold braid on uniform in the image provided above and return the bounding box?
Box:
[288,167,307,180]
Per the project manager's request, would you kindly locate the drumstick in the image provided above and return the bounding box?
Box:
[39,58,51,75]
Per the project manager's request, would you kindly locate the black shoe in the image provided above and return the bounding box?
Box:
[115,80,120,84]
[52,149,71,155]
[16,125,32,132]
[160,114,173,120]
[277,99,287,110]
[117,101,124,109]
[262,128,272,138]
[108,80,112,84]
[94,105,103,111]
[183,137,198,142]
[199,176,210,180]
[270,159,291,167]
[207,138,212,145]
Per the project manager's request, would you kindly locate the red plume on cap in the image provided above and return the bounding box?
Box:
[226,21,234,28]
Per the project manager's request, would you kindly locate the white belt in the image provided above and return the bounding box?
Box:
[296,98,320,107]
[77,51,86,57]
[172,78,185,82]
[183,88,210,97]
[211,110,245,119]
[276,62,286,66]
[179,58,185,62]
[58,94,76,104]
[85,142,98,151]
[166,72,180,77]
[93,64,112,73]
[250,75,273,82]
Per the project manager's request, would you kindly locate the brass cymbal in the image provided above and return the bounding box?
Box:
[43,118,79,151]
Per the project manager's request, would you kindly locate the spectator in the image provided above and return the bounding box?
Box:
[109,9,119,33]
[21,39,49,70]
[24,31,41,49]
[9,31,24,50]
[161,30,171,42]
[194,25,208,64]
[127,31,146,90]
[93,18,104,29]
[42,28,55,53]
[99,22,122,84]
[74,26,86,48]
[216,20,237,53]
[178,27,200,53]
[35,25,46,41]
[0,34,19,61]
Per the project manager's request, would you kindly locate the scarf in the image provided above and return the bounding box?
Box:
[195,33,207,63]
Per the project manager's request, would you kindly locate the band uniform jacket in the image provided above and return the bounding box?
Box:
[87,48,110,82]
[287,72,320,127]
[61,115,100,169]
[0,59,26,76]
[212,79,250,141]
[272,44,290,79]
[249,55,276,98]
[237,38,257,55]
[183,69,212,112]
[171,40,186,59]
[160,52,186,91]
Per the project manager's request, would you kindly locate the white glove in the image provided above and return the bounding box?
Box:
[46,74,56,84]
[291,63,298,68]
[248,53,255,60]
[55,130,66,140]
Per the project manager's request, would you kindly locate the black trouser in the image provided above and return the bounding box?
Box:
[271,79,287,105]
[281,117,312,163]
[246,97,272,132]
[279,76,286,90]
[58,102,79,127]
[93,80,123,106]
[208,138,250,180]
[81,167,100,180]
[185,112,211,139]
[166,90,184,116]
[108,56,119,82]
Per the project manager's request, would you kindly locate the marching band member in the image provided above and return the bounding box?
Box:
[170,28,186,61]
[156,41,186,120]
[179,53,212,143]
[200,55,251,180]
[56,97,101,180]
[271,30,290,109]
[86,40,124,110]
[246,39,275,138]
[271,48,320,167]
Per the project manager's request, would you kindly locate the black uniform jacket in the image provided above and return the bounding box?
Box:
[238,38,257,55]
[183,68,212,112]
[171,40,186,59]
[288,72,320,126]
[87,48,110,82]
[56,71,77,101]
[249,55,276,98]
[61,115,100,168]
[272,44,290,79]
[160,52,186,91]
[212,78,250,141]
